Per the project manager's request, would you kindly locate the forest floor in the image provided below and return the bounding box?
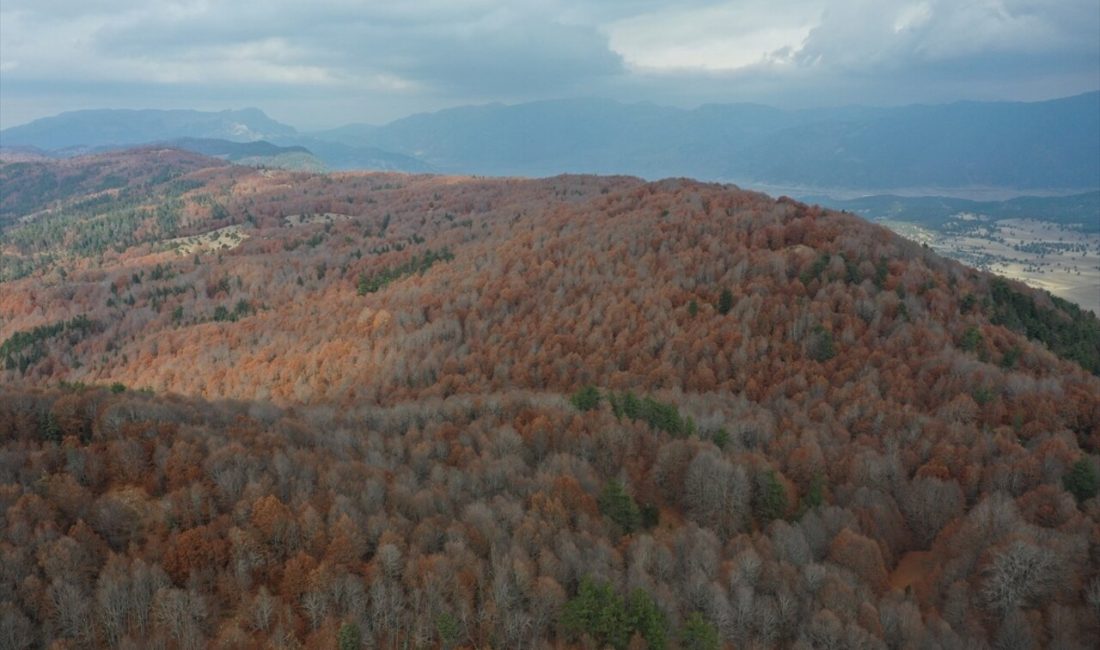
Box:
[888,551,934,594]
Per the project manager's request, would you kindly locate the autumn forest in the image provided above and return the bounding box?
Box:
[1,149,1098,649]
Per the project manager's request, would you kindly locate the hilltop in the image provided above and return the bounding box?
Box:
[0,150,1098,648]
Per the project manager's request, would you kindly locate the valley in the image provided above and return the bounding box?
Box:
[807,192,1100,315]
[878,217,1100,315]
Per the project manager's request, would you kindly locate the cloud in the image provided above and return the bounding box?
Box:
[1,0,1097,128]
[792,0,1074,69]
[2,1,625,105]
[607,0,1098,107]
[373,17,624,94]
[607,1,824,72]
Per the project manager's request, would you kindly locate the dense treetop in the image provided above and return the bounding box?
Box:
[0,151,1097,648]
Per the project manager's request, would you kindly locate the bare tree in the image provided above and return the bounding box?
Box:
[981,541,1060,615]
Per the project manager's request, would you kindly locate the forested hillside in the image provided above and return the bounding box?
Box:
[1,151,1098,648]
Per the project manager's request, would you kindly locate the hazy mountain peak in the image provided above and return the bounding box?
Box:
[0,107,298,150]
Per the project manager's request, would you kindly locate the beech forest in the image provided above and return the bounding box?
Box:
[1,151,1098,649]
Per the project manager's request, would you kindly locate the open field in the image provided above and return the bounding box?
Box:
[283,212,354,227]
[163,224,249,255]
[878,217,1100,314]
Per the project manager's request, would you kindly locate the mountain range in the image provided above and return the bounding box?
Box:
[3,92,1098,191]
[0,109,426,173]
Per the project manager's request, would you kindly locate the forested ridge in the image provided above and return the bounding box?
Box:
[1,151,1098,648]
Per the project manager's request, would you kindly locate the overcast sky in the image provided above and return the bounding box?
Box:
[1,0,1097,130]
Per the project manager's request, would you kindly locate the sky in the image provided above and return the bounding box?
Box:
[1,0,1098,130]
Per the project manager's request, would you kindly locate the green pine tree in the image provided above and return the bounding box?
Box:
[753,469,787,524]
[571,385,601,412]
[337,622,361,650]
[626,589,667,650]
[562,578,631,650]
[599,480,642,533]
[40,411,61,442]
[436,612,460,649]
[809,325,836,362]
[1064,458,1098,503]
[717,288,733,315]
[681,612,719,650]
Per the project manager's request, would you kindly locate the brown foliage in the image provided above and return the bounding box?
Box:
[163,525,228,585]
[1,155,1098,647]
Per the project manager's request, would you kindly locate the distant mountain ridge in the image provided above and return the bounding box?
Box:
[813,191,1100,232]
[157,137,310,159]
[0,108,297,150]
[349,92,1100,190]
[0,109,433,173]
[3,92,1098,189]
[2,137,310,160]
[0,137,327,172]
[283,138,435,173]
